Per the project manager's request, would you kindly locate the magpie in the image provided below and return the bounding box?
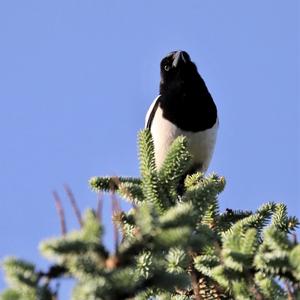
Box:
[145,50,218,175]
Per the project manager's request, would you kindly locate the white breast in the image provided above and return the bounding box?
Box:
[146,101,218,172]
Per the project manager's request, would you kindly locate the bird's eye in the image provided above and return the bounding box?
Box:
[164,65,170,71]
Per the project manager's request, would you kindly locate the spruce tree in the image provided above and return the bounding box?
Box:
[1,130,299,299]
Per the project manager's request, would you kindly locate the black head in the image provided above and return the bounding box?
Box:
[159,50,199,94]
[157,50,217,132]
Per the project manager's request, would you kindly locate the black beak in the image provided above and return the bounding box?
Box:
[172,51,191,67]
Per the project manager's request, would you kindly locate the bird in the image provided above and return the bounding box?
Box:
[145,50,218,176]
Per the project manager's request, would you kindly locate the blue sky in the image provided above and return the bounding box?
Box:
[0,0,299,298]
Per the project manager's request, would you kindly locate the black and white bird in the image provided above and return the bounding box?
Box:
[145,50,218,174]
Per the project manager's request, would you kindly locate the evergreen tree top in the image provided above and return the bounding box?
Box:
[1,130,299,300]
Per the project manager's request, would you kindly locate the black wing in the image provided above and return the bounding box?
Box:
[145,96,161,129]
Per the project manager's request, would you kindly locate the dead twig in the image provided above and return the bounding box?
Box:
[96,192,103,222]
[64,184,83,227]
[110,177,122,254]
[52,191,67,235]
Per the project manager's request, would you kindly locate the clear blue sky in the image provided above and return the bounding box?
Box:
[0,1,299,298]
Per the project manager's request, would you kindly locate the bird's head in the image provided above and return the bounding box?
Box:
[159,50,198,93]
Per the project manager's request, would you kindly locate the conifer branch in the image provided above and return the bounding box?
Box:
[1,131,299,300]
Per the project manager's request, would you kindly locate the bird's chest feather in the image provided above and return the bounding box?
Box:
[150,106,218,171]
